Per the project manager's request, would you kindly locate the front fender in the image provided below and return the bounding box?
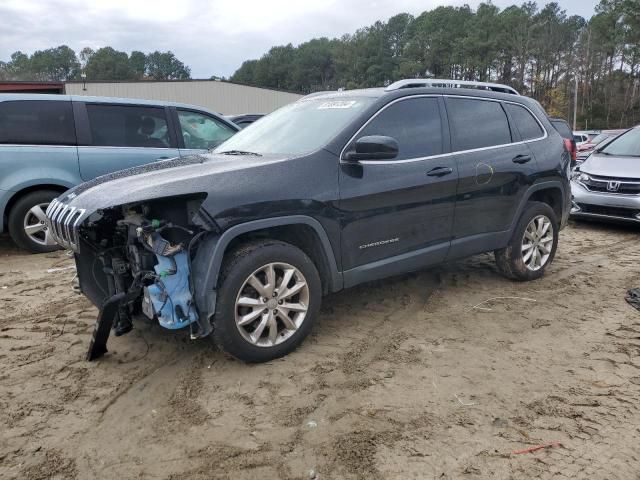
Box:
[191,215,342,320]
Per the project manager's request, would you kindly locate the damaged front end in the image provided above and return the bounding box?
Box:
[47,194,213,360]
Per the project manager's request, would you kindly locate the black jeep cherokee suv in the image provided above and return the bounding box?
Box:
[45,79,571,362]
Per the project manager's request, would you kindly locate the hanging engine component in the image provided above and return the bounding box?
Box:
[135,223,199,330]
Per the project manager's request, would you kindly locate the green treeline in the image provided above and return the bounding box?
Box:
[231,1,640,129]
[0,46,191,82]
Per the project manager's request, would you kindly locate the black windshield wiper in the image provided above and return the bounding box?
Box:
[218,150,262,156]
[599,151,640,157]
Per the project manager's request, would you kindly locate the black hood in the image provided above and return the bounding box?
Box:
[67,155,207,197]
[59,152,294,214]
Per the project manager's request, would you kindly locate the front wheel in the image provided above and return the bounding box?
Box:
[7,190,62,253]
[212,240,322,362]
[495,201,559,281]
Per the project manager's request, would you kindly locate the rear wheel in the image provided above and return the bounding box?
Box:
[212,240,322,362]
[8,190,62,253]
[495,201,559,281]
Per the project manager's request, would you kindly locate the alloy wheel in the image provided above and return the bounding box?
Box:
[234,262,310,347]
[23,202,55,247]
[521,215,554,271]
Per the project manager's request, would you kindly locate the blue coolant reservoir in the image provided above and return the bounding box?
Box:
[147,251,198,329]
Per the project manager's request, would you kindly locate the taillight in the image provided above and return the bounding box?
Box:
[563,138,576,162]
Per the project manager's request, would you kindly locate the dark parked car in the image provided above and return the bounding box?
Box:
[46,79,571,362]
[226,114,264,129]
[549,117,577,167]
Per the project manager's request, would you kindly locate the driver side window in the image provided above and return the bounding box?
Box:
[177,110,235,149]
[355,97,443,160]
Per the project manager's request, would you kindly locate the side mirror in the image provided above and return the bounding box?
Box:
[344,135,399,161]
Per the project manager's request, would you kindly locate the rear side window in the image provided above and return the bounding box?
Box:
[0,100,76,145]
[446,98,511,151]
[506,104,545,140]
[356,97,443,160]
[86,104,171,148]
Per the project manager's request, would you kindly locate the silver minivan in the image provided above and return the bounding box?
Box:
[0,94,238,252]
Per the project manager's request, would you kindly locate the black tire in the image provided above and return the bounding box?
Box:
[7,190,62,254]
[212,240,322,362]
[494,201,559,281]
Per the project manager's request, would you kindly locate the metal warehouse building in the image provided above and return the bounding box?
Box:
[1,80,302,115]
[64,80,302,115]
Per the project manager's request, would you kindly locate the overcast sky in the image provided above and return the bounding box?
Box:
[1,0,600,79]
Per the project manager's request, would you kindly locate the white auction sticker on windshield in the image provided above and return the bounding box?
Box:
[318,100,357,109]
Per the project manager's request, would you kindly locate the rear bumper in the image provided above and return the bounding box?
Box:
[570,180,640,223]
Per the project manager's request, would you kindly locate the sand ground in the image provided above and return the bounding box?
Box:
[1,220,639,479]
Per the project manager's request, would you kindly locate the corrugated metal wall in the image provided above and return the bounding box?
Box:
[64,80,302,115]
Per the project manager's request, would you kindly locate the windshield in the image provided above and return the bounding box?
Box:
[600,128,639,156]
[590,133,610,144]
[213,96,375,156]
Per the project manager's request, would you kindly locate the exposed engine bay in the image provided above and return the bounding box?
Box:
[72,195,212,360]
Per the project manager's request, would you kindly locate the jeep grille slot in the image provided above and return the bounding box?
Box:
[45,199,86,252]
